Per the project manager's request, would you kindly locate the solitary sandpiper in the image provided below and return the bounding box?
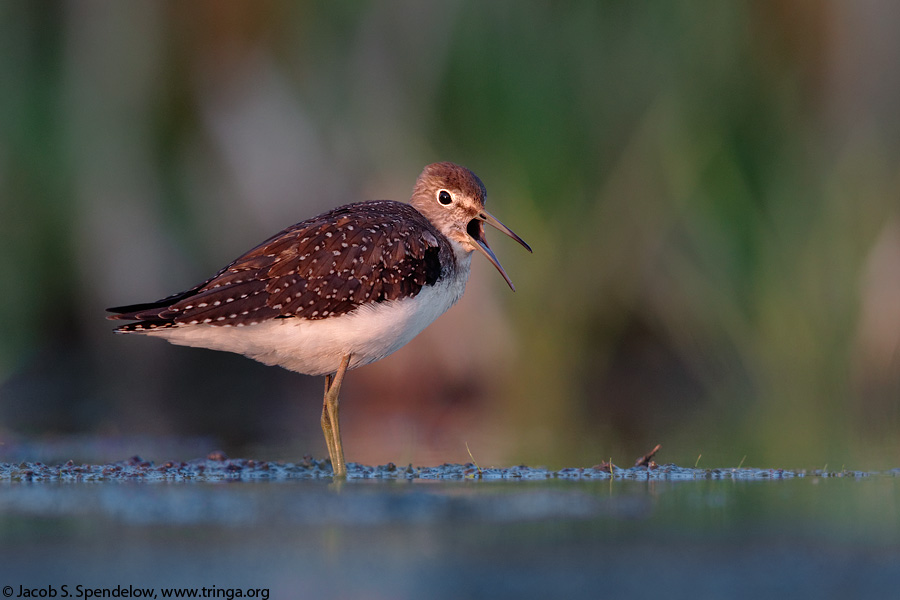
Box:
[107,162,531,477]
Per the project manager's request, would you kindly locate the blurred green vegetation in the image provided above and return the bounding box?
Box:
[0,1,898,469]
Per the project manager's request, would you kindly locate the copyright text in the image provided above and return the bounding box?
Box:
[3,584,269,600]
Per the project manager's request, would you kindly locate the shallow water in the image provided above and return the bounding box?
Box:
[0,459,898,599]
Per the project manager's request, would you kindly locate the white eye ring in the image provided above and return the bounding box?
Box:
[438,190,452,205]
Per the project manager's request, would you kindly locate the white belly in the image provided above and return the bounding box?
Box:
[144,270,469,376]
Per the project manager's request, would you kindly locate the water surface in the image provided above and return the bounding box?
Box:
[0,462,897,599]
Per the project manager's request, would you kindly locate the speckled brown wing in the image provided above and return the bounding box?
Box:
[107,201,450,332]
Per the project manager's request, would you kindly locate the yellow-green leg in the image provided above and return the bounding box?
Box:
[320,380,337,472]
[321,354,351,478]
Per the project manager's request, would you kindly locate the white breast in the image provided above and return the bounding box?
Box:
[146,257,472,376]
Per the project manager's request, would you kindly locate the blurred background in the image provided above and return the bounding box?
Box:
[0,0,898,470]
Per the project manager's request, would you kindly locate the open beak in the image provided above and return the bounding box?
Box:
[467,209,532,291]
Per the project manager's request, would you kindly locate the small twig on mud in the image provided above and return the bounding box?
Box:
[464,441,482,477]
[634,444,661,468]
[595,459,616,475]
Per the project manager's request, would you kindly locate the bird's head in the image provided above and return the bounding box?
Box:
[410,162,532,290]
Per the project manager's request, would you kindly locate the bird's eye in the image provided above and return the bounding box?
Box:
[438,190,452,205]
